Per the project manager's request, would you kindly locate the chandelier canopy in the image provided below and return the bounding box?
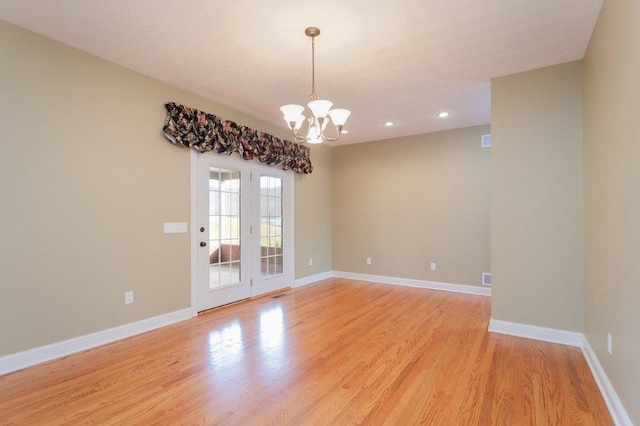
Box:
[280,27,351,144]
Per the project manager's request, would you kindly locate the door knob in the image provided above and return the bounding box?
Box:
[200,242,207,247]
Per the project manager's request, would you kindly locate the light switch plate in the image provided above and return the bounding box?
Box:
[164,222,188,233]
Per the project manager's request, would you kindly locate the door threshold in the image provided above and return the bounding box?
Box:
[197,287,292,315]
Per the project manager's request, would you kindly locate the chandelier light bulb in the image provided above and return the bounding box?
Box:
[328,109,351,126]
[308,99,333,119]
[280,104,305,129]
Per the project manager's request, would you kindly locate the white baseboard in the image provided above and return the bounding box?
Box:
[487,318,583,347]
[581,336,633,426]
[293,271,334,288]
[333,271,491,296]
[0,308,194,376]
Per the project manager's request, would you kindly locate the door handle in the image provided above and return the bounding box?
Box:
[200,242,207,247]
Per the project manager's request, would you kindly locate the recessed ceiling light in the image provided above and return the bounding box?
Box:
[340,129,349,134]
[383,121,395,127]
[438,112,450,118]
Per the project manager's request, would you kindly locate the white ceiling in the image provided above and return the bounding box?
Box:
[0,0,603,145]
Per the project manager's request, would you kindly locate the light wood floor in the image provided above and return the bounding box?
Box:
[0,278,612,425]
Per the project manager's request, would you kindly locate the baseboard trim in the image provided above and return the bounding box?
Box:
[0,308,194,376]
[487,318,583,347]
[581,336,633,426]
[293,271,334,288]
[333,271,491,296]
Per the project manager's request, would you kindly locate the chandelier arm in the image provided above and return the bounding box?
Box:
[290,127,309,143]
[321,122,343,142]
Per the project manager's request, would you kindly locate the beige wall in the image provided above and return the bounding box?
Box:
[332,126,491,286]
[0,20,332,356]
[294,144,333,278]
[583,0,640,422]
[491,61,583,331]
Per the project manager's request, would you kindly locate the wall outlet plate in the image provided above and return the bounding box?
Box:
[125,291,134,304]
[430,262,436,271]
[366,257,372,265]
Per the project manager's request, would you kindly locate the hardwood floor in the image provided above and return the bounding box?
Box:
[0,278,612,425]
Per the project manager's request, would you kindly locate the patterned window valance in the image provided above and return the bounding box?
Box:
[162,102,312,174]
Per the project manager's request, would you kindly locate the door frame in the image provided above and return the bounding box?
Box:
[189,150,295,315]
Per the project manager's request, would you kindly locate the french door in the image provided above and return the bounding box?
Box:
[196,154,293,312]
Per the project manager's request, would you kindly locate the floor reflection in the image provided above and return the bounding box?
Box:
[208,321,244,368]
[259,306,284,353]
[258,306,288,376]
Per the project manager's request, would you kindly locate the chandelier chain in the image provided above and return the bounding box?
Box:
[310,35,316,100]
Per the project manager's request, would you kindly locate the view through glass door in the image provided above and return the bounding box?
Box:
[197,154,292,312]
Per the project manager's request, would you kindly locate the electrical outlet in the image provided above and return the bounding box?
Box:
[430,262,436,271]
[308,258,313,266]
[125,291,134,304]
[607,333,613,355]
[366,257,372,265]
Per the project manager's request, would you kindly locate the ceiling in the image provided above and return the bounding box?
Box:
[0,0,603,145]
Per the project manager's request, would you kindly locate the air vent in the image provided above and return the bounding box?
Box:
[481,134,491,148]
[272,293,287,299]
[482,272,492,286]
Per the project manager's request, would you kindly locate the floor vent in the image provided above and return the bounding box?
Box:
[272,293,287,299]
[482,272,492,286]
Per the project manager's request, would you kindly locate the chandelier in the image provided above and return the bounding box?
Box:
[280,27,351,144]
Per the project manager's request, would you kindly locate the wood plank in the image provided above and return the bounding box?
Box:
[0,278,612,424]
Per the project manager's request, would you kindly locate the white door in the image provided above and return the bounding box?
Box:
[252,168,293,296]
[197,155,251,311]
[196,154,293,311]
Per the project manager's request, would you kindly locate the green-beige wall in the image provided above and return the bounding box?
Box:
[583,0,639,422]
[332,126,491,286]
[0,20,333,356]
[491,61,584,331]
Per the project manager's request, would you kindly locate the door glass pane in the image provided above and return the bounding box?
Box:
[261,256,269,277]
[260,196,269,216]
[209,167,241,289]
[260,176,283,278]
[274,255,283,274]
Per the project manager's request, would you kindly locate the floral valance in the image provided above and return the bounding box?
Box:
[162,102,312,174]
